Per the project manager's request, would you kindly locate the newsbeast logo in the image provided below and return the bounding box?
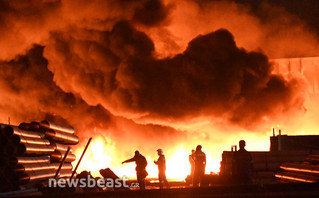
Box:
[48,175,139,188]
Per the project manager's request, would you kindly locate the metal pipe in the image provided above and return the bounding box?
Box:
[275,172,317,183]
[280,163,319,174]
[54,146,70,179]
[4,165,20,177]
[30,121,41,130]
[0,133,7,148]
[70,137,92,180]
[3,126,45,138]
[50,142,72,152]
[19,170,56,185]
[40,120,75,134]
[306,154,319,162]
[45,129,79,145]
[14,162,73,173]
[11,135,50,145]
[9,156,51,166]
[16,143,55,155]
[59,169,73,178]
[15,163,56,173]
[50,150,76,162]
[4,144,16,156]
[18,122,32,131]
[18,122,44,132]
[51,162,73,170]
[0,124,6,130]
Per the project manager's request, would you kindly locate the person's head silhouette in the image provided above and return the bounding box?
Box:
[239,140,246,150]
[157,149,163,155]
[196,145,202,152]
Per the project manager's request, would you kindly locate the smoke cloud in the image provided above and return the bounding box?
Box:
[146,0,319,58]
[0,46,112,130]
[43,22,305,128]
[0,0,315,133]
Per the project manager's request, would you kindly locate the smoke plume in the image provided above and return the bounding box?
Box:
[43,22,304,128]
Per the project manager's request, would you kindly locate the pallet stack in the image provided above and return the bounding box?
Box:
[0,120,79,192]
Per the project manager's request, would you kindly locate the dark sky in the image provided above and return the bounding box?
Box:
[198,0,319,34]
[236,0,319,34]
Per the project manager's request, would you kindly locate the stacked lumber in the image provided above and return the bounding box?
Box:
[0,121,79,192]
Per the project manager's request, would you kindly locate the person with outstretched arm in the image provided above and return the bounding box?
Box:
[122,150,148,190]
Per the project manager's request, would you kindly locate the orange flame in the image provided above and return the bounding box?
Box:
[73,134,269,179]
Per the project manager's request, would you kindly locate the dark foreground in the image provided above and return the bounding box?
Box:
[10,183,319,198]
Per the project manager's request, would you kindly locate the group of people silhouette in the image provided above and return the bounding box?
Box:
[122,140,252,190]
[121,148,171,190]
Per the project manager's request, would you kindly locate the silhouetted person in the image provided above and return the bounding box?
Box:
[193,145,206,187]
[122,150,148,190]
[189,149,195,181]
[232,140,253,184]
[154,149,170,189]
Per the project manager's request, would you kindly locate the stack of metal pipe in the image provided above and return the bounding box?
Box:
[220,151,314,184]
[275,155,319,183]
[0,121,79,192]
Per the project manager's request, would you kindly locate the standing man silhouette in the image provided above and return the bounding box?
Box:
[189,149,195,182]
[193,145,206,187]
[232,140,253,184]
[154,149,170,189]
[122,150,148,190]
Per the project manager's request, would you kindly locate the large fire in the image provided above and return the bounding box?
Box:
[72,57,319,179]
[73,136,221,179]
[72,129,272,179]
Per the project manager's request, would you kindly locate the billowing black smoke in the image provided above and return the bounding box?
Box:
[43,21,304,128]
